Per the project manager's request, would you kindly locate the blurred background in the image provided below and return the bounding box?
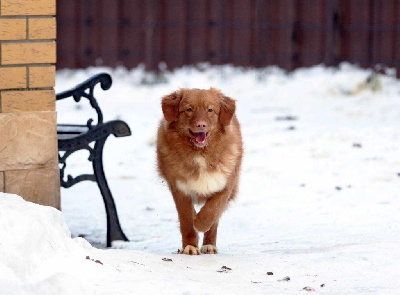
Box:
[57,0,400,74]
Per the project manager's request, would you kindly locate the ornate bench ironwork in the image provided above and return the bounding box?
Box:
[57,73,130,247]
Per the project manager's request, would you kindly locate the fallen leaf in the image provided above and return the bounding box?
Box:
[278,276,290,282]
[303,286,315,292]
[162,258,172,262]
[275,115,298,121]
[217,266,232,273]
[266,272,274,275]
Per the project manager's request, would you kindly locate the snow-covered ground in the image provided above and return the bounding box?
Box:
[1,63,399,294]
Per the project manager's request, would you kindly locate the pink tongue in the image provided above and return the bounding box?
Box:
[194,132,206,143]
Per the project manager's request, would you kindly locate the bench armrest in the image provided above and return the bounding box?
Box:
[56,73,112,128]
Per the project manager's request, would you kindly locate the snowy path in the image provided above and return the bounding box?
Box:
[1,64,399,294]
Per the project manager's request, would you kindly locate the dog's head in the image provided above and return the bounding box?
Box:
[161,88,236,148]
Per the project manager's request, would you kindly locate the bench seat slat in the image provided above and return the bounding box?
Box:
[57,134,82,140]
[57,124,89,134]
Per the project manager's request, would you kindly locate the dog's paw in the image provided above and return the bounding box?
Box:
[193,218,212,233]
[179,245,201,255]
[201,245,218,254]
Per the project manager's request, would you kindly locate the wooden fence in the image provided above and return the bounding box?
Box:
[57,0,400,73]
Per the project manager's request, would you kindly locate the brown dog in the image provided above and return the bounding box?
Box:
[157,88,243,255]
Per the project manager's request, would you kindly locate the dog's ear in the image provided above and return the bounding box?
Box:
[161,90,182,122]
[219,92,236,126]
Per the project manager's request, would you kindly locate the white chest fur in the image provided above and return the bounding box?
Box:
[176,156,227,197]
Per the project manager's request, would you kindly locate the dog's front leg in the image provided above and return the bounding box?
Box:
[201,221,219,254]
[193,188,230,233]
[171,188,200,255]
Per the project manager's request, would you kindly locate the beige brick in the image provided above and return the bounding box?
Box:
[0,111,58,171]
[5,168,60,209]
[29,18,56,40]
[1,90,55,112]
[0,67,27,90]
[29,66,55,88]
[0,172,4,192]
[1,0,56,16]
[0,19,26,40]
[1,42,56,65]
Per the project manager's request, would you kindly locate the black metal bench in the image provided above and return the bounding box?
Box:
[57,73,130,247]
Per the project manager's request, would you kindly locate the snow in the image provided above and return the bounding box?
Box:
[1,63,400,294]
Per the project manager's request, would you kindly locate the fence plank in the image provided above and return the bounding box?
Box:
[164,0,187,69]
[324,0,341,66]
[371,0,396,68]
[297,0,326,67]
[208,0,224,65]
[221,0,234,64]
[341,0,373,67]
[255,0,284,68]
[232,0,253,66]
[278,0,296,71]
[120,0,146,68]
[78,0,99,68]
[144,0,162,71]
[56,1,77,68]
[100,0,120,67]
[395,1,400,72]
[187,0,208,65]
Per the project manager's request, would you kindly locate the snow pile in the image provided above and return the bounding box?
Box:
[0,193,274,295]
[0,193,98,294]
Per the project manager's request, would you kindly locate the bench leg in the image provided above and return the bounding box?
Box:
[93,137,129,247]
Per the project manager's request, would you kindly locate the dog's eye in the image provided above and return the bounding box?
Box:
[187,108,193,112]
[208,108,213,112]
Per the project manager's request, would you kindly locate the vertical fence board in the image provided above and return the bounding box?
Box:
[297,0,326,67]
[187,0,208,65]
[144,0,162,71]
[371,0,396,67]
[57,1,77,68]
[324,0,341,66]
[232,0,253,66]
[120,0,146,68]
[341,0,373,67]
[217,0,233,64]
[100,0,120,67]
[278,0,296,71]
[255,0,276,67]
[78,0,99,68]
[208,0,224,65]
[164,0,187,69]
[74,1,83,68]
[395,1,400,72]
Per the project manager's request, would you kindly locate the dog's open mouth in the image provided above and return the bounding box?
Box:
[189,130,209,147]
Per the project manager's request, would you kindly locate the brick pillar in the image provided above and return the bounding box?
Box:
[0,0,60,209]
